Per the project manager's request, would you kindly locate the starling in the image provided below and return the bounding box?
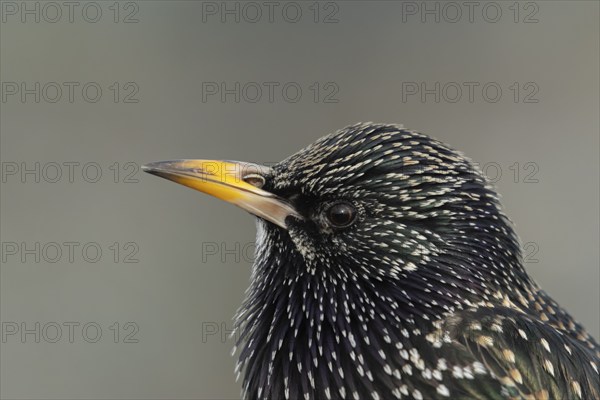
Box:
[143,123,600,400]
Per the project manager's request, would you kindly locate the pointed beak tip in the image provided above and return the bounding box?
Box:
[142,161,174,175]
[142,166,160,178]
[141,161,162,172]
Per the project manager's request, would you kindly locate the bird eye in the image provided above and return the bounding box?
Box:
[243,174,265,189]
[325,202,357,228]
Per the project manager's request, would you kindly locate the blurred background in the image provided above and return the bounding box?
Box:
[1,1,598,399]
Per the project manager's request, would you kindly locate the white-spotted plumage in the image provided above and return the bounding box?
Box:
[215,123,600,399]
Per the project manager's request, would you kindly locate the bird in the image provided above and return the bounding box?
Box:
[143,122,600,400]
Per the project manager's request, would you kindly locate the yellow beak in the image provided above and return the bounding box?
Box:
[142,159,301,229]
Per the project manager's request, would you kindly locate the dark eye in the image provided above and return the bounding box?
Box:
[325,202,357,228]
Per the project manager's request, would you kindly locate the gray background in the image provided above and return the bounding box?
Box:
[0,1,598,399]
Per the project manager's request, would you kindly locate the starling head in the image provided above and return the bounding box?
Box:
[144,123,599,400]
[260,123,524,294]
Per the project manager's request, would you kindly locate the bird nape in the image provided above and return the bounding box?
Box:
[143,123,600,400]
